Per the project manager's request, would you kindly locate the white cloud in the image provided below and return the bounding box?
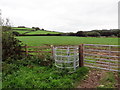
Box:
[0,0,119,32]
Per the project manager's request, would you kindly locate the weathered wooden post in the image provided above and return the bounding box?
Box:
[51,45,54,59]
[79,44,84,67]
[25,44,28,56]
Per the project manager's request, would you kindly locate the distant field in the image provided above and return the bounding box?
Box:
[13,30,29,34]
[12,27,61,34]
[12,27,33,30]
[16,36,118,46]
[26,30,61,34]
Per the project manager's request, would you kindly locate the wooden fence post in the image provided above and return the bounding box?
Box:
[25,44,28,56]
[79,44,84,67]
[51,45,54,59]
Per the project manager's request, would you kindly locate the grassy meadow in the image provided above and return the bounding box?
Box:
[26,30,61,34]
[12,27,33,30]
[13,30,29,34]
[16,36,119,46]
[12,27,61,35]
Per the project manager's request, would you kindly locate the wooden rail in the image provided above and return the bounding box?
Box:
[22,45,53,56]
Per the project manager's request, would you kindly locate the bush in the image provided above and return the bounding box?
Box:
[76,31,86,37]
[2,31,23,61]
[18,26,25,28]
[12,31,20,36]
[32,27,40,31]
[2,26,12,31]
[86,31,101,37]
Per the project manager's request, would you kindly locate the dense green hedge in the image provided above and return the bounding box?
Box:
[2,27,23,61]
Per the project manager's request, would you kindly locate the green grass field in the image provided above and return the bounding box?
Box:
[26,30,61,34]
[16,36,118,46]
[12,27,61,34]
[13,30,30,34]
[12,27,33,30]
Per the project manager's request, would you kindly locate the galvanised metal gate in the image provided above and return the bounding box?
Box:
[53,44,120,72]
[53,45,79,72]
[83,44,120,72]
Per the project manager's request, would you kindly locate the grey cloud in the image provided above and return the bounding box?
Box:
[0,0,119,32]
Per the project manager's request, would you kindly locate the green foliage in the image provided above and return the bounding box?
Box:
[2,56,53,76]
[2,62,19,76]
[18,26,26,28]
[2,55,89,88]
[86,31,101,37]
[2,31,23,61]
[0,72,2,89]
[32,27,40,30]
[77,29,120,37]
[76,31,86,37]
[12,31,20,36]
[2,26,12,31]
[2,65,89,88]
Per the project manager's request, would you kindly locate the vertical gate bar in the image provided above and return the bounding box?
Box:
[79,44,84,67]
[109,45,111,71]
[67,47,70,69]
[54,47,57,66]
[74,47,76,71]
[118,44,120,88]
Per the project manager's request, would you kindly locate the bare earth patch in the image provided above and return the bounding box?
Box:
[77,69,107,88]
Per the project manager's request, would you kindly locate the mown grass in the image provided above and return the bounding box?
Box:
[16,36,118,46]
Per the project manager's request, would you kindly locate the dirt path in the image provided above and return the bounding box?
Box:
[77,69,106,88]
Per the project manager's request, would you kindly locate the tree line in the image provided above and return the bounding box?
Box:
[14,29,120,37]
[63,29,120,37]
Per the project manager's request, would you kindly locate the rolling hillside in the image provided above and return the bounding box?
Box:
[12,27,62,35]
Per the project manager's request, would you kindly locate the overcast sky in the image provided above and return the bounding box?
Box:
[0,0,119,32]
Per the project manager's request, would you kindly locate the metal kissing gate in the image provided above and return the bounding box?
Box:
[53,46,79,71]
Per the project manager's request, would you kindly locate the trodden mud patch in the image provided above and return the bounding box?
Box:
[77,69,106,88]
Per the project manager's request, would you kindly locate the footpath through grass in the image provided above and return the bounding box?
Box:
[16,36,118,46]
[97,72,117,88]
